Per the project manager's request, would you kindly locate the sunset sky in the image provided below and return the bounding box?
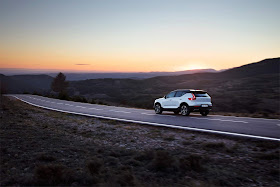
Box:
[0,0,279,73]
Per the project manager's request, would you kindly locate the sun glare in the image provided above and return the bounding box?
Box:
[186,65,204,70]
[176,63,206,71]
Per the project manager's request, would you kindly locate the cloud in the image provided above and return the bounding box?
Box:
[75,64,90,65]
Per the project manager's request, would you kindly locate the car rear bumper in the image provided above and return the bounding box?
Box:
[189,105,212,111]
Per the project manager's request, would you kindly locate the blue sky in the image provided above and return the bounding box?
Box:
[0,0,279,72]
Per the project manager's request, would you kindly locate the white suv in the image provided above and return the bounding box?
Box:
[154,89,212,116]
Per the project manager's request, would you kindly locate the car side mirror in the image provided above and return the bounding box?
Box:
[164,95,166,99]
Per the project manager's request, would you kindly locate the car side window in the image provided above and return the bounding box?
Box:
[175,91,187,97]
[166,91,176,98]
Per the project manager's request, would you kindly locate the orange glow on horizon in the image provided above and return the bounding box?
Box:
[1,47,279,73]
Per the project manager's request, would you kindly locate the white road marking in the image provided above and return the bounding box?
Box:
[64,104,72,106]
[57,103,63,105]
[109,110,131,114]
[206,118,248,123]
[190,117,248,123]
[89,108,103,111]
[76,106,86,108]
[141,113,155,116]
[204,114,280,122]
[141,113,176,117]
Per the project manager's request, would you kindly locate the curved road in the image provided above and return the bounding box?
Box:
[8,94,280,141]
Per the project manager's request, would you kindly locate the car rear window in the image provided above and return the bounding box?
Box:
[191,91,209,97]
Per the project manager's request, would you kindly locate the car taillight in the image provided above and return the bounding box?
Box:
[188,93,196,100]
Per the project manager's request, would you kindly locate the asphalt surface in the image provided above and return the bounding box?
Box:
[8,94,280,141]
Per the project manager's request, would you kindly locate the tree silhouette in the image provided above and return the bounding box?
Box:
[51,72,68,93]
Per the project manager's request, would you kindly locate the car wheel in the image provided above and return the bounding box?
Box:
[180,104,190,116]
[200,110,209,116]
[154,103,162,114]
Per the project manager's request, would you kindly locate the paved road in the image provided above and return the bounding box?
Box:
[8,94,280,141]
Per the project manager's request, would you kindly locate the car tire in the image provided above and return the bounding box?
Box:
[200,110,209,116]
[180,104,190,116]
[154,103,162,114]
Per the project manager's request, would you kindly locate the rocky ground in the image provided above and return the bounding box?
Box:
[0,96,279,186]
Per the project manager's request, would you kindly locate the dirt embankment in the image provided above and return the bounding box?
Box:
[0,96,279,186]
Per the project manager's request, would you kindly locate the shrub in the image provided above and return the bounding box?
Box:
[116,170,136,186]
[98,101,107,105]
[34,164,73,185]
[179,154,204,172]
[87,157,103,176]
[255,152,279,160]
[90,99,96,104]
[71,95,88,103]
[124,158,142,167]
[150,150,174,171]
[163,135,175,141]
[256,141,280,149]
[36,153,56,162]
[32,91,42,96]
[134,150,154,161]
[203,142,226,150]
[57,92,69,100]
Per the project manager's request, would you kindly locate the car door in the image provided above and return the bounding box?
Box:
[170,91,187,108]
[162,91,176,108]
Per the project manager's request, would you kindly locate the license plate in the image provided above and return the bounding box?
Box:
[201,104,208,107]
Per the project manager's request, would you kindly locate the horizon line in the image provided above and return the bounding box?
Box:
[0,67,220,75]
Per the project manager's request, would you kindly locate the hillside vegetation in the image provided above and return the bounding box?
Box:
[69,58,280,116]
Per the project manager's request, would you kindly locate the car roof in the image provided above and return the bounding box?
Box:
[172,89,206,92]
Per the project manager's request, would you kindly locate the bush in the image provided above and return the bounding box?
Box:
[87,157,103,176]
[36,153,56,162]
[90,99,96,104]
[203,142,226,150]
[98,101,106,105]
[256,152,279,160]
[71,95,88,103]
[179,154,204,172]
[34,164,74,185]
[150,150,174,171]
[57,92,69,100]
[134,150,154,161]
[32,91,42,96]
[116,170,136,186]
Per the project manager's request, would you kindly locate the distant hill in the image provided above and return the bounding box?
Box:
[0,68,218,80]
[0,74,53,94]
[219,58,280,78]
[47,69,218,81]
